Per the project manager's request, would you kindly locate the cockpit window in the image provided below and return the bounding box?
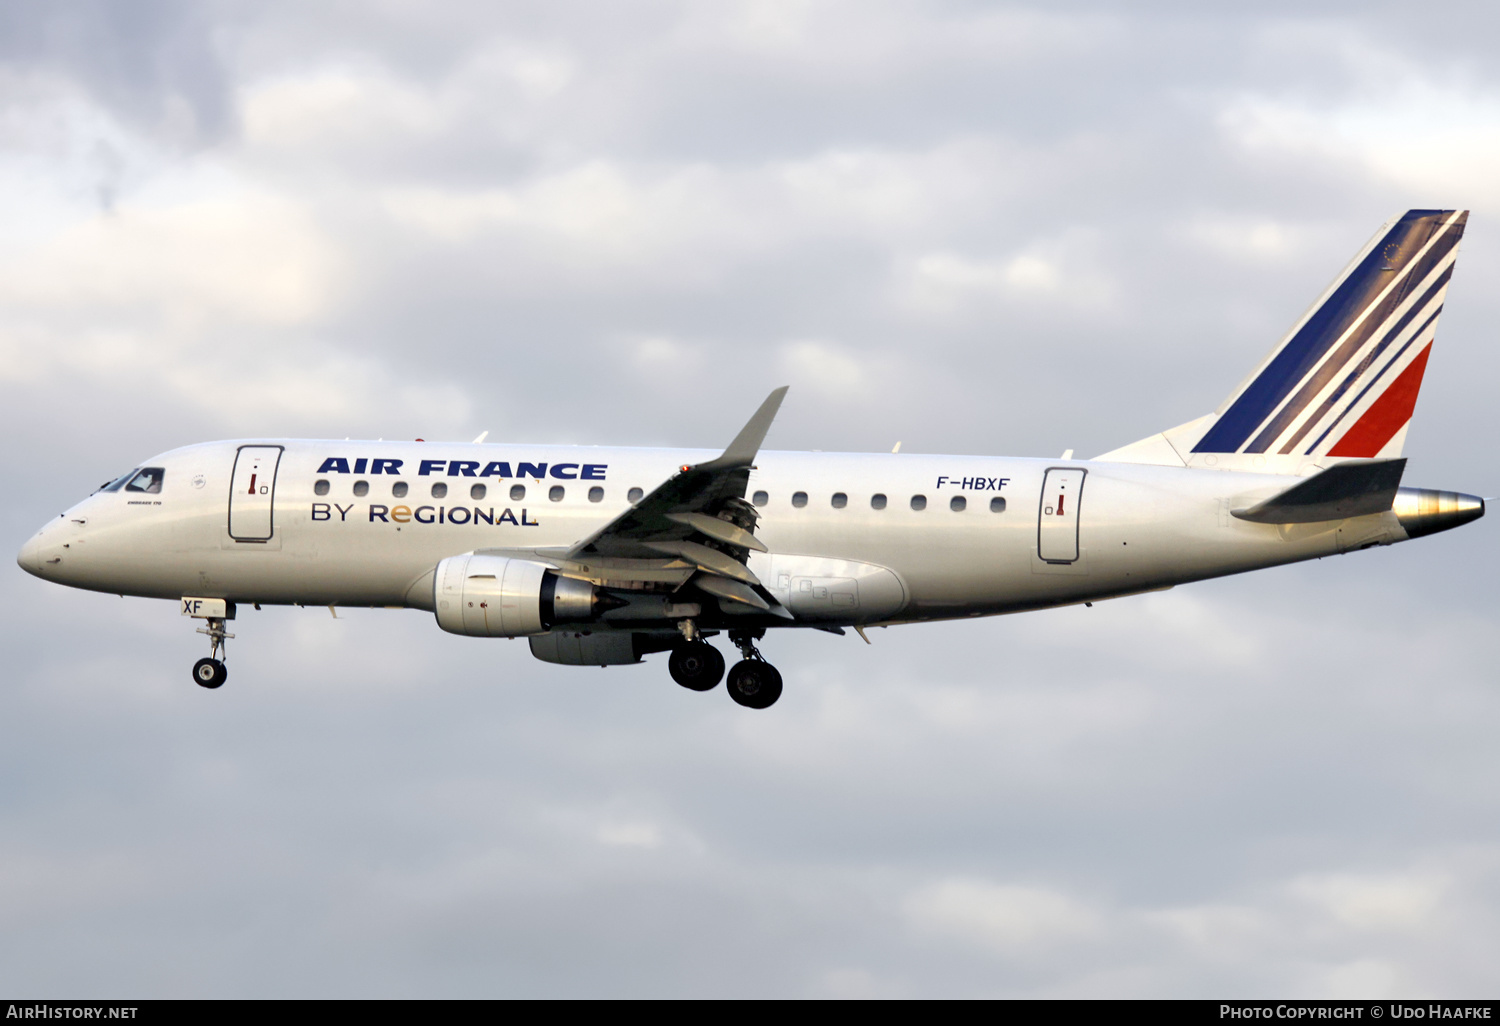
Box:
[124,467,165,494]
[99,469,140,493]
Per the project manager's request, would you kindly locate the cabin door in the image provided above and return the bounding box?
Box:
[1037,468,1086,563]
[228,445,284,542]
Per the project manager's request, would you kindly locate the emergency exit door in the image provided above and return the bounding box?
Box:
[228,445,283,541]
[1038,468,1085,563]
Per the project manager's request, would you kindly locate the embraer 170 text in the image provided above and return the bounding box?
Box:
[18,210,1485,708]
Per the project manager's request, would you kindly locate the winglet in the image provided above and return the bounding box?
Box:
[695,387,789,471]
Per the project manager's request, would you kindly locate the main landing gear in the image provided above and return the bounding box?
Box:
[726,629,781,709]
[669,640,724,691]
[192,617,232,689]
[667,623,782,709]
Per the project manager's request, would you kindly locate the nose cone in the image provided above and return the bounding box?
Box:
[17,528,46,577]
[17,516,70,582]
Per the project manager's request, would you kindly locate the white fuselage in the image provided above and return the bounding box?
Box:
[17,439,1411,625]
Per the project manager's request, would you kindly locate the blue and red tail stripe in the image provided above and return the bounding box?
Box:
[1192,209,1466,456]
[1326,343,1433,457]
[1302,304,1442,455]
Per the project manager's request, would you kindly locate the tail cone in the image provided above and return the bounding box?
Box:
[1393,487,1485,539]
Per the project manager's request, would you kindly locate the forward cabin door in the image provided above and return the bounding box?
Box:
[1037,468,1085,563]
[228,445,284,542]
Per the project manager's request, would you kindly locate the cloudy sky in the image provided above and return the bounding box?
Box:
[3,0,1499,997]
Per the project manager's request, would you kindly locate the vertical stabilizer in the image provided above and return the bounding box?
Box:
[1097,210,1466,472]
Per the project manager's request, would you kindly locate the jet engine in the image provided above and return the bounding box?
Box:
[433,552,605,637]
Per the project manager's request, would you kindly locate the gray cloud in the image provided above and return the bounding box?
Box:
[0,0,232,144]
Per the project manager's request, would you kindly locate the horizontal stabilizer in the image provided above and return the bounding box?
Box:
[1232,458,1406,524]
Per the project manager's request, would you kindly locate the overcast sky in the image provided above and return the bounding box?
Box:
[3,0,1499,998]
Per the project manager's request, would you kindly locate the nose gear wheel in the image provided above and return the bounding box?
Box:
[191,616,234,689]
[193,657,227,689]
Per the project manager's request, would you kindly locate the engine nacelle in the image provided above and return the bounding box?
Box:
[433,553,602,637]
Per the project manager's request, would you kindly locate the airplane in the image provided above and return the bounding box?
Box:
[16,209,1485,709]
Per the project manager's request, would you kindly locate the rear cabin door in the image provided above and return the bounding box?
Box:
[228,445,284,542]
[1037,468,1085,563]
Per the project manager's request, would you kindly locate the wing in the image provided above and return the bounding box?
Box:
[549,387,793,617]
[567,386,787,561]
[474,388,792,619]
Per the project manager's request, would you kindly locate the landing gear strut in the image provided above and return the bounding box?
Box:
[192,616,232,689]
[725,629,782,709]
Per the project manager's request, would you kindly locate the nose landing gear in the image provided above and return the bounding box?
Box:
[192,616,233,689]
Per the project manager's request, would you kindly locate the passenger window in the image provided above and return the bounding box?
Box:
[549,485,565,502]
[353,481,369,497]
[990,496,1006,513]
[510,484,526,501]
[588,486,604,503]
[470,483,487,500]
[950,495,966,512]
[871,493,887,510]
[910,495,927,511]
[628,487,644,503]
[392,481,409,498]
[831,492,847,509]
[101,469,140,493]
[792,491,808,508]
[431,482,448,499]
[752,490,768,506]
[124,468,165,494]
[314,480,330,496]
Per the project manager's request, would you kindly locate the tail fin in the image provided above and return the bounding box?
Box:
[1099,210,1467,471]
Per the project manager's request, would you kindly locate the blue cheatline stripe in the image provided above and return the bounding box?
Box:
[1246,221,1461,453]
[1192,210,1462,454]
[1303,305,1441,455]
[1279,265,1453,455]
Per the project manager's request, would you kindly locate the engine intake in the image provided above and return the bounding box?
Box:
[434,553,604,637]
